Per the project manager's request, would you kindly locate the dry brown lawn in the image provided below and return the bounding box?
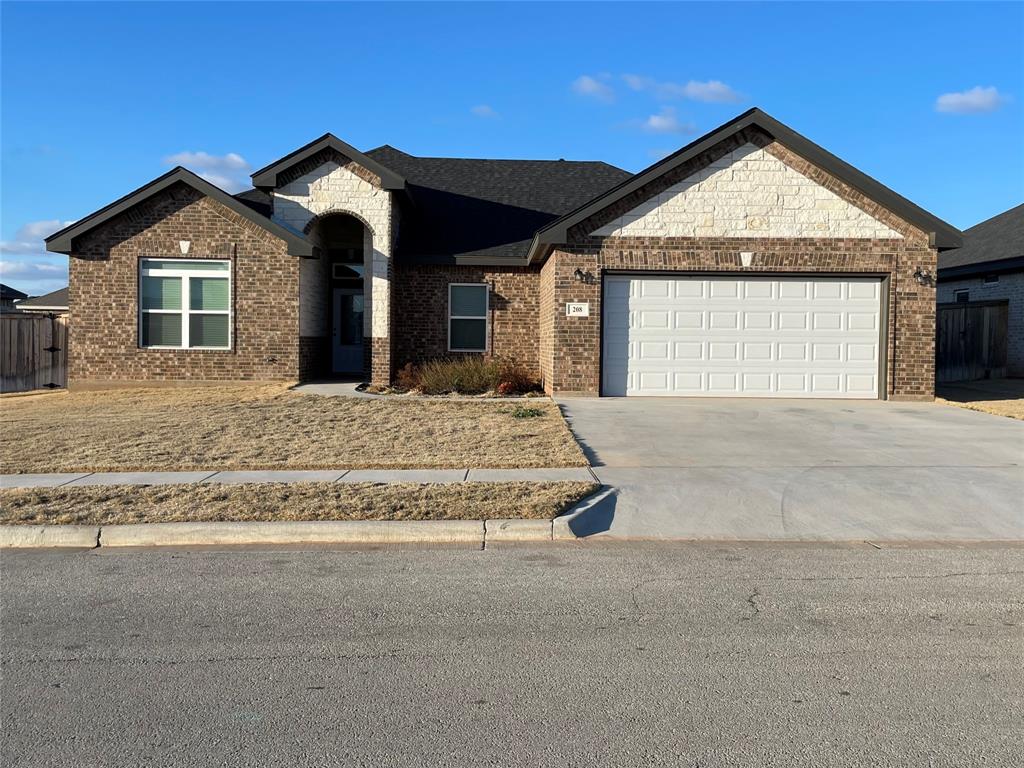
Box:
[0,481,597,526]
[935,397,1024,420]
[1,384,587,472]
[936,379,1024,421]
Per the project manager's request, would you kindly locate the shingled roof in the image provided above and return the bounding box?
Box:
[364,146,630,263]
[938,203,1024,279]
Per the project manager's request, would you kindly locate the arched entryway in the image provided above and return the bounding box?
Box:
[302,212,372,378]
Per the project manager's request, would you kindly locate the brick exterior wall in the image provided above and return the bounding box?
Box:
[938,271,1024,376]
[393,264,541,377]
[539,257,555,387]
[68,183,300,385]
[542,131,938,399]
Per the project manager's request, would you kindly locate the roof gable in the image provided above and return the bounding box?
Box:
[45,167,313,257]
[591,141,904,240]
[527,108,961,261]
[15,287,68,310]
[251,133,405,190]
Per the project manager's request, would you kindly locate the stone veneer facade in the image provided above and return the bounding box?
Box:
[538,130,938,400]
[271,148,396,384]
[68,183,300,384]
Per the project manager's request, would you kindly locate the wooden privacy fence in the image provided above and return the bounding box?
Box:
[1,314,68,393]
[935,300,1009,383]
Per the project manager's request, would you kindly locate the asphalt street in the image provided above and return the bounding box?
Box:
[2,543,1022,767]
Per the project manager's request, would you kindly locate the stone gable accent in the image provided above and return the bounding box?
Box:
[68,183,299,384]
[591,143,903,240]
[275,147,382,189]
[571,129,927,247]
[273,158,395,383]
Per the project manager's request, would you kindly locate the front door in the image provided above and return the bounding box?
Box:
[332,287,364,374]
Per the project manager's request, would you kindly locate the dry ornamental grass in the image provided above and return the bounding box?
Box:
[0,481,599,526]
[1,384,587,473]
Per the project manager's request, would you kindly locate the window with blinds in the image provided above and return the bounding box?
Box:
[139,259,230,349]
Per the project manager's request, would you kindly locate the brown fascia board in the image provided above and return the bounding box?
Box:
[45,167,314,257]
[526,108,962,263]
[251,133,406,190]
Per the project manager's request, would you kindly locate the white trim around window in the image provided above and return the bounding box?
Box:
[448,283,489,353]
[138,258,232,350]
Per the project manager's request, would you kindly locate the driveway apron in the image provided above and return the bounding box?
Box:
[557,397,1024,541]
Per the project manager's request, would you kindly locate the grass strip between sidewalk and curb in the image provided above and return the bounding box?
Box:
[0,481,599,527]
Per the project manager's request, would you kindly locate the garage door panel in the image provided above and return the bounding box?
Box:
[674,341,704,360]
[603,275,881,398]
[675,281,704,299]
[743,280,774,299]
[673,311,704,329]
[709,280,740,298]
[743,311,773,330]
[709,311,739,329]
[743,342,773,361]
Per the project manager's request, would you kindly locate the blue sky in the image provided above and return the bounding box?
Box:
[2,1,1022,295]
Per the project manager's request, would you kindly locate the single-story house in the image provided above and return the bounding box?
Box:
[0,284,29,313]
[45,108,960,399]
[937,204,1023,377]
[14,287,69,316]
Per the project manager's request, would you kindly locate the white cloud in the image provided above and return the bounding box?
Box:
[0,259,65,277]
[622,74,654,92]
[163,150,251,192]
[641,107,696,135]
[0,257,68,296]
[622,75,743,103]
[0,219,75,255]
[935,86,1007,114]
[470,104,499,119]
[572,74,615,103]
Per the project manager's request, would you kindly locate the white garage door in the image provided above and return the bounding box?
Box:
[602,275,883,398]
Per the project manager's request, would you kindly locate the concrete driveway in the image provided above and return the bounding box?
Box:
[558,398,1024,541]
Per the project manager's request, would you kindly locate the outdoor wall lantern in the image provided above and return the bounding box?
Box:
[912,267,934,286]
[573,267,595,284]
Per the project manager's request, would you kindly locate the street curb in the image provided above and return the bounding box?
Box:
[99,520,486,548]
[0,525,99,549]
[553,486,616,540]
[2,517,573,550]
[484,519,553,542]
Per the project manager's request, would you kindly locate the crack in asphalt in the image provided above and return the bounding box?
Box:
[743,588,762,621]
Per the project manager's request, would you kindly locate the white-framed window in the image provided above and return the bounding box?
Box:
[954,289,970,304]
[983,274,999,286]
[139,259,231,349]
[448,283,488,352]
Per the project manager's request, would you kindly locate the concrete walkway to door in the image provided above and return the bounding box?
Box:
[557,397,1024,542]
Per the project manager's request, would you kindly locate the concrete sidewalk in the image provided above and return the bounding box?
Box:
[0,467,597,489]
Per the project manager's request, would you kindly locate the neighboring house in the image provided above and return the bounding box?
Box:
[45,108,960,400]
[14,287,69,316]
[0,284,29,313]
[937,204,1023,377]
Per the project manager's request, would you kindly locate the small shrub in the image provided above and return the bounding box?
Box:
[413,356,541,396]
[510,405,545,419]
[395,362,421,392]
